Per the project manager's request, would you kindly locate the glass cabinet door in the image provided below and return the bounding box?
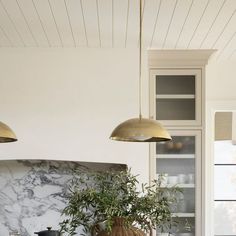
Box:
[155,130,201,236]
[150,69,202,127]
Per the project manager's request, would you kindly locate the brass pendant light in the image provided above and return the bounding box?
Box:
[0,121,17,143]
[110,0,171,142]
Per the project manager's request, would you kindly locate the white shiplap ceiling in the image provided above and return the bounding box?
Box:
[0,0,236,59]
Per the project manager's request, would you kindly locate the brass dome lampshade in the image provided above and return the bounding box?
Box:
[110,116,171,142]
[110,0,171,142]
[0,121,17,143]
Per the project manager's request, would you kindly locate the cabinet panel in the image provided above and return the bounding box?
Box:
[150,69,202,126]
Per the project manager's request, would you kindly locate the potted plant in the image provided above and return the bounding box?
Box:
[60,170,180,236]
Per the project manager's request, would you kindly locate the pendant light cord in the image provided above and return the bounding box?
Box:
[139,0,142,119]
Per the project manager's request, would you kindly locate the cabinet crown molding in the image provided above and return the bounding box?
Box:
[148,49,216,68]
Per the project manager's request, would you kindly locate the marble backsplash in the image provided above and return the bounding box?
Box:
[0,160,126,236]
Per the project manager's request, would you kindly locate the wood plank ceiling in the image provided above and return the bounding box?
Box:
[0,0,236,59]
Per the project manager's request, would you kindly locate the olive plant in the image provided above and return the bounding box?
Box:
[60,170,180,235]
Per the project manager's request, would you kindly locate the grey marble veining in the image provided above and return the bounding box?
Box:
[0,160,126,236]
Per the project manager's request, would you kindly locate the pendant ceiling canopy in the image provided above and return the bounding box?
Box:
[0,121,17,143]
[110,0,171,143]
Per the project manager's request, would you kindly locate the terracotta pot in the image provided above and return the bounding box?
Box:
[94,217,146,236]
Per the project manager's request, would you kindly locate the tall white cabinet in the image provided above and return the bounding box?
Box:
[148,50,214,236]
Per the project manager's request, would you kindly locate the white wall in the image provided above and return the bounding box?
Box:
[206,59,236,101]
[1,48,236,186]
[0,48,150,183]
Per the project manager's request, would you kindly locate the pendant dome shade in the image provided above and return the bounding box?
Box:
[110,117,171,142]
[0,121,17,143]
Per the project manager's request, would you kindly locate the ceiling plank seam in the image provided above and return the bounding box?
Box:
[187,0,210,49]
[162,0,178,48]
[217,30,236,59]
[31,0,51,47]
[64,0,76,47]
[211,8,236,49]
[0,23,13,46]
[200,0,227,49]
[150,0,162,48]
[15,0,38,47]
[80,0,88,47]
[174,0,194,48]
[47,0,63,47]
[0,0,25,46]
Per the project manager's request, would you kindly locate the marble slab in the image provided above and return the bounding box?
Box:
[0,160,126,236]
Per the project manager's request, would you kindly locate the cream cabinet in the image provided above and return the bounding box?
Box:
[148,50,214,236]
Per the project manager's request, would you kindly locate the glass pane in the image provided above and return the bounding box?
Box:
[174,217,195,235]
[157,136,195,154]
[156,75,195,95]
[214,166,236,200]
[156,99,195,120]
[214,140,236,164]
[214,201,236,235]
[156,135,196,236]
[157,217,195,235]
[156,159,195,176]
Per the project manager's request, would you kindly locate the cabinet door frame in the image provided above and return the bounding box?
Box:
[149,68,202,127]
[150,129,202,236]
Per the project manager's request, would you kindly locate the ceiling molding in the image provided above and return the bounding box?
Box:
[148,49,216,67]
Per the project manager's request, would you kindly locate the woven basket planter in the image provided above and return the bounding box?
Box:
[93,217,147,236]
